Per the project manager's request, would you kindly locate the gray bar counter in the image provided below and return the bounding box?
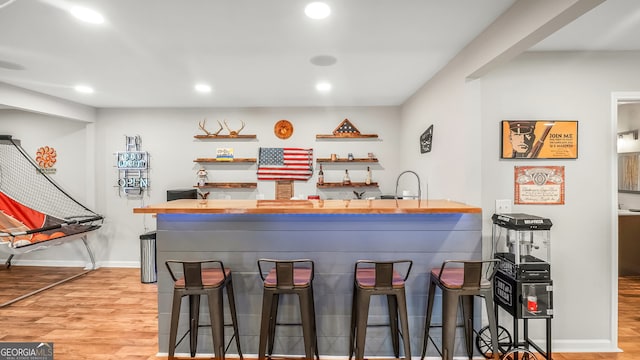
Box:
[134,199,482,357]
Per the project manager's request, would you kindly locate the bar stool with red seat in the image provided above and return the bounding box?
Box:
[421,259,500,360]
[165,259,243,359]
[257,258,319,360]
[349,259,413,360]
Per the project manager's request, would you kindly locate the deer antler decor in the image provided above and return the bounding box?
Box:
[224,120,245,137]
[198,119,223,136]
[198,119,211,135]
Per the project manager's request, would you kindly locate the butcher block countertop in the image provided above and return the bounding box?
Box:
[133,199,481,215]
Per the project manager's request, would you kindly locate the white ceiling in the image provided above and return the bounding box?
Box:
[0,0,638,108]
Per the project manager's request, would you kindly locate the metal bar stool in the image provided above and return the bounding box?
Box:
[421,259,500,360]
[165,260,243,359]
[349,259,413,360]
[257,258,319,360]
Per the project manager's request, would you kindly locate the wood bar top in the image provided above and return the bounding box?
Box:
[133,199,481,215]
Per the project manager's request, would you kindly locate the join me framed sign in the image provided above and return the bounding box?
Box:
[501,120,578,159]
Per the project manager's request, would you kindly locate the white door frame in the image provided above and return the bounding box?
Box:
[611,91,640,350]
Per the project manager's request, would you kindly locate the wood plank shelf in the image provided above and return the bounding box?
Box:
[317,158,378,163]
[194,182,257,189]
[194,158,256,163]
[316,134,378,139]
[317,182,378,188]
[194,134,257,139]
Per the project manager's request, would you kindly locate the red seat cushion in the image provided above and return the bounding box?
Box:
[356,268,405,288]
[431,267,490,289]
[264,267,312,288]
[175,268,231,288]
[432,267,464,288]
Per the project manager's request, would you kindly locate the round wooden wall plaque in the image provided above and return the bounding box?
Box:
[274,120,293,139]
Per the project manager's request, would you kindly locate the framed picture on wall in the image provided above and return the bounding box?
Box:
[501,120,578,159]
[514,165,565,205]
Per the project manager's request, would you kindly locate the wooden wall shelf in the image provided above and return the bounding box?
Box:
[195,182,257,189]
[194,135,257,139]
[194,158,256,163]
[317,158,378,163]
[316,134,378,139]
[317,182,378,188]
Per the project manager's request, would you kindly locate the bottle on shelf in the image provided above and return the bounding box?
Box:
[343,169,351,185]
[318,164,324,185]
[365,166,372,185]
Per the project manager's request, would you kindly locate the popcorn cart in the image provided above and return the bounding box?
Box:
[477,213,553,360]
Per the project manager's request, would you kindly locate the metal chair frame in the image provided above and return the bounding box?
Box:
[257,258,319,360]
[349,259,413,360]
[165,259,242,359]
[421,259,500,360]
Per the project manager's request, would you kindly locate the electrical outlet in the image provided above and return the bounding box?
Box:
[495,199,512,214]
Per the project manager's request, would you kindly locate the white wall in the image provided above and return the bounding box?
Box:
[0,82,96,122]
[478,51,640,351]
[400,49,639,352]
[0,110,95,265]
[92,106,401,265]
[1,106,401,267]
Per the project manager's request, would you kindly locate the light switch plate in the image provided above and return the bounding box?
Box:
[495,199,512,214]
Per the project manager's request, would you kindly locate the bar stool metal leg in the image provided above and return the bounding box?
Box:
[207,289,225,359]
[299,290,316,359]
[421,277,437,359]
[309,285,320,359]
[258,289,274,360]
[189,294,201,357]
[349,282,358,359]
[168,289,182,359]
[354,290,371,360]
[462,295,474,358]
[226,276,243,358]
[396,289,412,359]
[441,290,459,360]
[387,294,400,357]
[481,288,500,360]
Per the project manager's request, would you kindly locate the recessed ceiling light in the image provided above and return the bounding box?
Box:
[70,6,105,24]
[316,82,332,92]
[74,85,94,94]
[195,84,212,93]
[305,2,330,19]
[310,55,337,67]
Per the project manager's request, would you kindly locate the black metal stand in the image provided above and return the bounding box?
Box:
[494,286,553,360]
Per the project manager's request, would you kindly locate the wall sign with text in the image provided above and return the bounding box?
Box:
[501,120,578,159]
[514,165,565,205]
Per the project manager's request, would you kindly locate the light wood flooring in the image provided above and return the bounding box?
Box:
[0,266,638,360]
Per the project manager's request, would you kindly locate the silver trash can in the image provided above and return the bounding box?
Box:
[140,231,157,283]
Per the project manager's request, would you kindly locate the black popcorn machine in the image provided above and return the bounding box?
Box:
[487,213,554,359]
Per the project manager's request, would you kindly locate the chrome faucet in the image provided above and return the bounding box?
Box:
[394,170,421,200]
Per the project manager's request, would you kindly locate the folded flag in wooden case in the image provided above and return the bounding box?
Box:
[257,148,313,181]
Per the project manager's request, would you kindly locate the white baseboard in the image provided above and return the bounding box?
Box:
[551,339,621,353]
[4,259,140,268]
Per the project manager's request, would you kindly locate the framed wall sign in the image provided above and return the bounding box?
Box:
[514,165,565,205]
[501,120,578,159]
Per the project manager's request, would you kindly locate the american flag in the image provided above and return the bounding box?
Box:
[257,148,313,181]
